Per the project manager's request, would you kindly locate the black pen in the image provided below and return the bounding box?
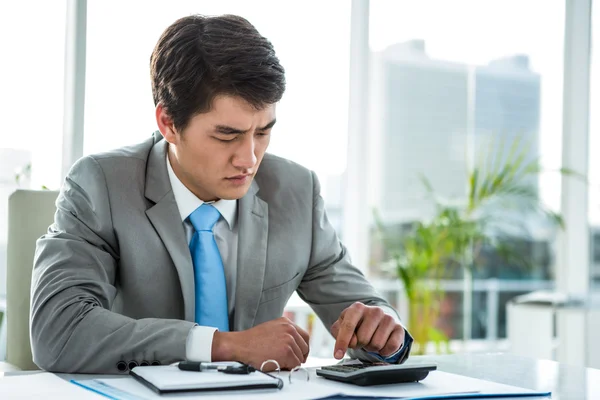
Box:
[178,361,220,372]
[178,361,255,374]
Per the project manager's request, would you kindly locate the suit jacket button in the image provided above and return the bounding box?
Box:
[128,360,139,370]
[151,360,161,366]
[116,361,128,372]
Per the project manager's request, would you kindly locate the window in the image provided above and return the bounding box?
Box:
[590,2,600,289]
[84,0,350,210]
[0,1,67,295]
[367,0,565,343]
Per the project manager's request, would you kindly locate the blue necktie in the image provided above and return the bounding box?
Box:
[188,204,229,331]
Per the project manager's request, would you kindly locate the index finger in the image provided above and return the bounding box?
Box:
[334,309,363,359]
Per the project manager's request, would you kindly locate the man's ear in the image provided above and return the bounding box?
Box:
[155,103,178,144]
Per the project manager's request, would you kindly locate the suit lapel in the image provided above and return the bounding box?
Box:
[144,134,195,322]
[234,182,269,330]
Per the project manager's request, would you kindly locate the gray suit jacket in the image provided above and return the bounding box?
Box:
[31,132,407,373]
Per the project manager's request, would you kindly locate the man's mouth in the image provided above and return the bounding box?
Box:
[225,174,251,185]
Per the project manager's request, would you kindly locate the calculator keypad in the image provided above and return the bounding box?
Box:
[321,363,388,373]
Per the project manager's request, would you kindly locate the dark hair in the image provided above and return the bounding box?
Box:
[150,14,286,132]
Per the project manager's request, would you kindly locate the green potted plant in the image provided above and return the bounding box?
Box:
[375,137,577,355]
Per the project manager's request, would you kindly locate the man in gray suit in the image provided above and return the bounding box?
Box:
[31,14,412,374]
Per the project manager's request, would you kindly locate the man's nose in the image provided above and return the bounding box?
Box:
[232,136,257,169]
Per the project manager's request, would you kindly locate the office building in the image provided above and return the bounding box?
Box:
[371,40,540,224]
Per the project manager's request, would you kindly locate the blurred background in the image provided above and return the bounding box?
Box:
[0,0,598,367]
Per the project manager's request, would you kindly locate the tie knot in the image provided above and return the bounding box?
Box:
[189,204,221,232]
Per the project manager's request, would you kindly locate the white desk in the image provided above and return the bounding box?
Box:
[4,353,600,399]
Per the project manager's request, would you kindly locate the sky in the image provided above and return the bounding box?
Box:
[0,0,598,223]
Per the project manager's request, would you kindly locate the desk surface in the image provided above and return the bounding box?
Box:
[412,353,600,400]
[5,353,600,399]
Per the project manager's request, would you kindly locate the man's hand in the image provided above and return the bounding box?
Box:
[212,317,310,371]
[330,302,405,360]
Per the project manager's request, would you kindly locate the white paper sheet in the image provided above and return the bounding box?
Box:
[85,369,549,399]
[0,372,104,399]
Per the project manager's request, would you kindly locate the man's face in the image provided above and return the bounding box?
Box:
[158,95,276,202]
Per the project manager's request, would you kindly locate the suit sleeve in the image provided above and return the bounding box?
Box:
[296,171,412,363]
[30,156,196,373]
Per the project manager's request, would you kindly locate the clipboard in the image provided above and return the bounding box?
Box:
[129,363,283,394]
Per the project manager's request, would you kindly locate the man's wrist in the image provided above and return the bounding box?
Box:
[211,331,239,362]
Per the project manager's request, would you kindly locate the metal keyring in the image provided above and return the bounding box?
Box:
[289,365,310,384]
[260,359,281,374]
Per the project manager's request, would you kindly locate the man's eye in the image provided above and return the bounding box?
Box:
[216,136,236,142]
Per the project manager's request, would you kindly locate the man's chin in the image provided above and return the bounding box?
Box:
[218,183,253,200]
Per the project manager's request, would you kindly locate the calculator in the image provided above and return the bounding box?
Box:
[316,362,437,386]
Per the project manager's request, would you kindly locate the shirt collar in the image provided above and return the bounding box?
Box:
[166,151,237,229]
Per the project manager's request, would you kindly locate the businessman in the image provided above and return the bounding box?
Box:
[30,14,412,374]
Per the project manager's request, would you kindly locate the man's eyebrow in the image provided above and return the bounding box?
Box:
[214,119,277,135]
[259,119,277,131]
[214,125,246,135]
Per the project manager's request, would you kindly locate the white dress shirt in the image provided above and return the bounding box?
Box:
[166,154,238,362]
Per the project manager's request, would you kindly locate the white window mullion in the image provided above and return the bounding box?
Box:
[343,0,370,272]
[61,0,87,180]
[556,0,592,366]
